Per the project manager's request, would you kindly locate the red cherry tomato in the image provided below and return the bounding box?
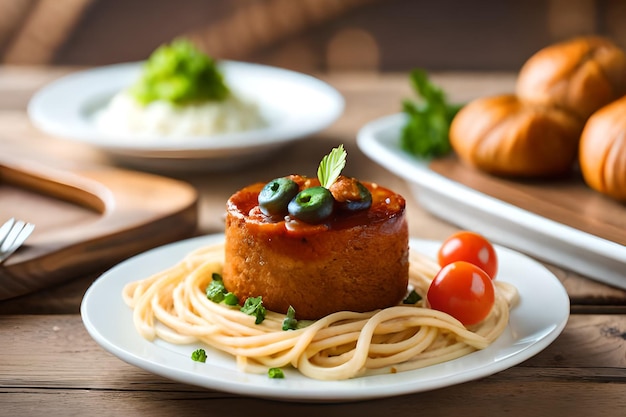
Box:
[438,231,498,279]
[427,261,495,326]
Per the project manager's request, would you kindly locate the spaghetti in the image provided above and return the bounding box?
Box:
[122,243,518,381]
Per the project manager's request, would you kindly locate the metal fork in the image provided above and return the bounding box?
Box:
[0,218,35,264]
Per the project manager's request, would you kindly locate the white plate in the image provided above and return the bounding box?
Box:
[357,113,626,290]
[28,61,344,171]
[81,234,569,402]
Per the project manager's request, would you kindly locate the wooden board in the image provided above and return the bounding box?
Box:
[0,157,198,300]
[428,156,626,246]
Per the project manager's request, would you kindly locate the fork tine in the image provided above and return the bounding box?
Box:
[0,220,34,264]
[0,218,15,246]
[12,223,35,249]
[1,220,26,251]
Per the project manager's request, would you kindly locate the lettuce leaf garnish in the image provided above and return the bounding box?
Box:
[129,39,229,106]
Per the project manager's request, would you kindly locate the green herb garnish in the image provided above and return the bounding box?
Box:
[317,144,347,188]
[241,296,266,324]
[268,368,285,379]
[206,273,239,305]
[403,289,422,304]
[129,39,230,106]
[223,292,239,306]
[191,348,207,363]
[400,69,462,158]
[282,305,298,331]
[206,273,226,302]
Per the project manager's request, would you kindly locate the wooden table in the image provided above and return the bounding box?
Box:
[1,67,625,417]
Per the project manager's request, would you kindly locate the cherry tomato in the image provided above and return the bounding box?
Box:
[438,231,498,279]
[427,261,495,326]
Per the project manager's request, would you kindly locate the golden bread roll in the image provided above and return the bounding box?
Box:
[579,95,626,201]
[449,94,584,177]
[516,36,626,120]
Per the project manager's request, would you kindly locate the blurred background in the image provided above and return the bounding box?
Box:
[0,0,625,72]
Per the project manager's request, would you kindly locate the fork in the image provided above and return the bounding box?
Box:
[0,218,35,264]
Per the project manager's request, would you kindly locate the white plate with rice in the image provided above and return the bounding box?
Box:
[28,61,344,171]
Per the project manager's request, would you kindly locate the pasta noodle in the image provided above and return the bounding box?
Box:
[122,243,518,381]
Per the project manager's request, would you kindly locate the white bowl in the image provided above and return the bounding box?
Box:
[28,61,344,171]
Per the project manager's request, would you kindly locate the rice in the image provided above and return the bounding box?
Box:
[95,91,266,138]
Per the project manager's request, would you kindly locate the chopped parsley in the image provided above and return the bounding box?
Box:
[403,289,422,304]
[223,292,239,306]
[282,306,298,331]
[268,368,285,379]
[206,273,239,305]
[400,68,462,158]
[191,348,207,363]
[207,276,267,324]
[241,296,266,324]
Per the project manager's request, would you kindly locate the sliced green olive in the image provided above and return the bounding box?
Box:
[288,186,334,223]
[258,177,300,216]
[335,181,372,212]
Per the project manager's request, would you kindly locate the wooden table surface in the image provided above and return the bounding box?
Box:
[1,67,625,417]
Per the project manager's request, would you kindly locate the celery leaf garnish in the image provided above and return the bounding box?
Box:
[317,144,347,188]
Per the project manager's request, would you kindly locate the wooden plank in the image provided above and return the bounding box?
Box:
[188,0,377,61]
[2,0,94,64]
[0,0,33,53]
[429,156,626,246]
[0,314,624,416]
[1,383,625,417]
[1,314,624,384]
[0,157,199,300]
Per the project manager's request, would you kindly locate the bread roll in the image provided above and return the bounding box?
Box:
[579,95,626,201]
[516,36,626,120]
[449,94,584,177]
